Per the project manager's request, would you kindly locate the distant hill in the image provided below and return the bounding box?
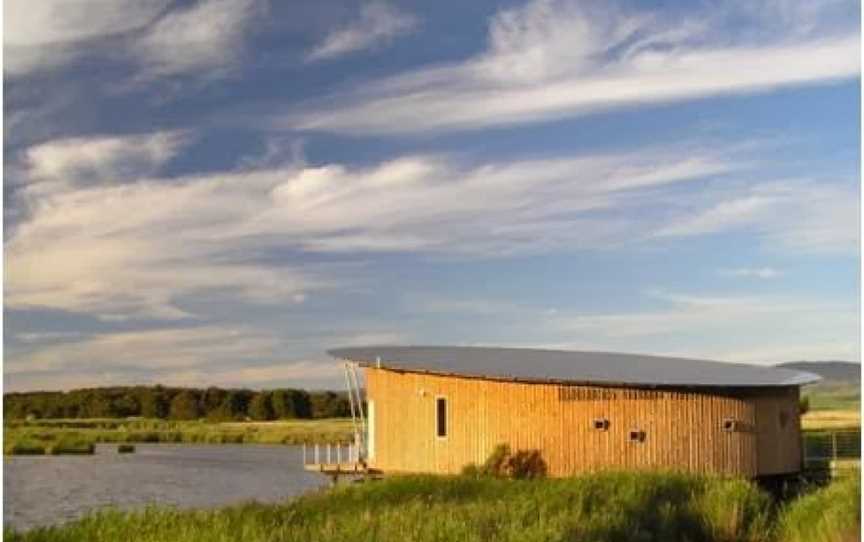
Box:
[776,361,860,384]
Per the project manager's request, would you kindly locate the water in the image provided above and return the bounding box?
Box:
[4,444,327,531]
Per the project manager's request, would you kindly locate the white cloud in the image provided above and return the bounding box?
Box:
[5,326,279,376]
[4,326,407,391]
[307,2,418,62]
[548,291,859,364]
[22,131,190,190]
[4,0,169,76]
[6,140,734,320]
[7,134,854,325]
[719,267,782,279]
[654,181,858,252]
[4,0,261,79]
[133,0,262,78]
[285,0,859,134]
[399,288,859,365]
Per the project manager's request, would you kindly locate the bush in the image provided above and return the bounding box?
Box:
[462,444,548,480]
[799,396,811,415]
[6,440,46,455]
[49,437,95,455]
[506,449,547,479]
[117,444,135,454]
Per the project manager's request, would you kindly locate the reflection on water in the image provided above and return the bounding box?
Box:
[4,444,327,531]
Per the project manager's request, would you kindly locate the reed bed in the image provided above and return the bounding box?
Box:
[6,472,858,542]
[4,418,354,455]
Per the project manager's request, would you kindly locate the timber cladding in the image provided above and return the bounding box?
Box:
[364,367,801,478]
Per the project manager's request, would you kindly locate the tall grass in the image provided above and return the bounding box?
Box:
[777,475,860,542]
[6,472,787,542]
[47,436,95,455]
[5,439,46,455]
[4,418,354,455]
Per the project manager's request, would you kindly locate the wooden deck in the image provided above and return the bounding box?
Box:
[304,462,373,474]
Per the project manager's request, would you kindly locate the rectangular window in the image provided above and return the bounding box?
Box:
[436,397,447,438]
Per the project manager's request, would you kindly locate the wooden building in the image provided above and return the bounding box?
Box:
[329,346,820,478]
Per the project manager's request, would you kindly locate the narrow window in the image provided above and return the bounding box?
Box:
[592,418,610,431]
[628,429,645,442]
[436,397,447,438]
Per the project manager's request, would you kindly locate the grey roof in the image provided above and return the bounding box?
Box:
[327,346,821,388]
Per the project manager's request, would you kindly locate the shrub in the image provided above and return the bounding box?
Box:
[799,396,811,415]
[49,437,95,455]
[118,444,135,454]
[506,449,547,480]
[462,444,548,480]
[7,440,46,455]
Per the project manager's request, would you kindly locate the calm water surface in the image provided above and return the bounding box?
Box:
[4,444,327,531]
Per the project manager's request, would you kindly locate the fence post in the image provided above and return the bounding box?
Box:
[832,432,838,460]
[302,443,307,465]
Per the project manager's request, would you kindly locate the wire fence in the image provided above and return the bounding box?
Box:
[802,430,860,478]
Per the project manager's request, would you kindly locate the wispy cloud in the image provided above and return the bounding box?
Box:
[9,133,855,324]
[132,0,263,78]
[285,0,859,134]
[719,267,782,279]
[6,138,736,321]
[654,181,858,252]
[548,290,859,364]
[4,0,262,80]
[3,0,169,76]
[5,326,406,391]
[399,288,859,365]
[306,2,418,62]
[20,131,191,191]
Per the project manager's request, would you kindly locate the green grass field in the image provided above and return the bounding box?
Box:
[4,473,858,542]
[803,383,861,412]
[4,418,354,454]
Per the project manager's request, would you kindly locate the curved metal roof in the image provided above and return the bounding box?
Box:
[328,345,821,388]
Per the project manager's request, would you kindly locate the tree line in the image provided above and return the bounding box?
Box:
[4,386,353,421]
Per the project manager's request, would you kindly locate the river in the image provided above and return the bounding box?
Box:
[4,443,327,531]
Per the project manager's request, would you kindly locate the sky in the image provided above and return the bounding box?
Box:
[3,0,861,392]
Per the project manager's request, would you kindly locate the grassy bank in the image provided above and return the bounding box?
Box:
[5,473,858,542]
[4,418,353,455]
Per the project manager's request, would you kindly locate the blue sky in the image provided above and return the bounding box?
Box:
[3,0,860,391]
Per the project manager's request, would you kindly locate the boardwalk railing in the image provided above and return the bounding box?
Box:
[302,442,362,467]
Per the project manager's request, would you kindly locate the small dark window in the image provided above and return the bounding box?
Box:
[593,418,610,431]
[436,397,447,438]
[723,419,736,432]
[629,429,645,442]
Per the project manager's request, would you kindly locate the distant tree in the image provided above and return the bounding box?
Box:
[799,396,811,415]
[210,391,245,421]
[309,391,351,419]
[114,394,140,417]
[140,388,169,419]
[82,393,114,418]
[169,390,202,420]
[271,389,312,419]
[248,392,274,421]
[202,387,227,416]
[3,385,352,421]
